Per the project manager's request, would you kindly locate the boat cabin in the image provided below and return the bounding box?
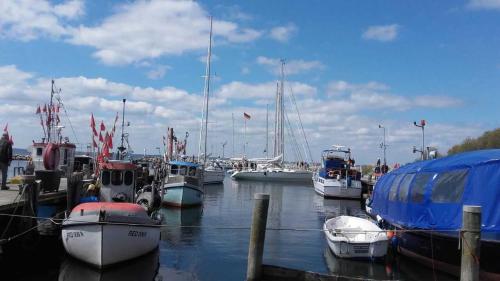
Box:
[74,155,94,174]
[31,141,76,176]
[169,161,200,177]
[99,160,137,203]
[320,146,359,180]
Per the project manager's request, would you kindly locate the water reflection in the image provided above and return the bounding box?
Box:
[160,207,203,244]
[58,250,160,281]
[323,248,395,280]
[320,199,367,219]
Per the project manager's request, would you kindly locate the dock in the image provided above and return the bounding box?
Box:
[0,178,68,212]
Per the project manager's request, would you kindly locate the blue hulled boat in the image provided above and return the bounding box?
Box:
[162,161,203,207]
[368,149,500,280]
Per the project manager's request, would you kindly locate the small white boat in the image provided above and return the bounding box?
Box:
[62,202,160,268]
[323,216,388,259]
[203,164,225,184]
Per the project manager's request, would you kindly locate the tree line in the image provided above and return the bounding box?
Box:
[448,128,500,155]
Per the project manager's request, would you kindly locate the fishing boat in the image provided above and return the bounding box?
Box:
[323,216,388,259]
[162,160,203,207]
[313,146,362,199]
[62,100,161,268]
[368,149,500,280]
[31,80,76,192]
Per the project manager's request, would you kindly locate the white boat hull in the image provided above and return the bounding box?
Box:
[231,169,312,182]
[62,223,160,268]
[313,174,362,199]
[323,216,388,259]
[203,169,225,184]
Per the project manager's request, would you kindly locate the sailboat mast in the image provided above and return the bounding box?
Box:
[266,104,269,158]
[273,82,279,157]
[198,16,213,164]
[280,59,285,163]
[232,113,235,157]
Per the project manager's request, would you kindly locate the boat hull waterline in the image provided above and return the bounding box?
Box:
[162,183,203,207]
[313,176,362,199]
[231,170,312,182]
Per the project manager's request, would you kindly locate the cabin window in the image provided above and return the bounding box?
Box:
[63,149,68,165]
[36,147,43,156]
[431,169,469,203]
[188,167,196,176]
[124,171,133,185]
[398,173,415,202]
[388,174,405,201]
[111,170,123,185]
[171,165,178,175]
[410,173,434,203]
[102,171,110,185]
[179,166,187,176]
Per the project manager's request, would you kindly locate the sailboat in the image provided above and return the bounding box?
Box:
[198,16,225,185]
[231,61,312,182]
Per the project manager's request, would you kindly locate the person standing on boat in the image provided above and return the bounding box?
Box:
[0,132,13,190]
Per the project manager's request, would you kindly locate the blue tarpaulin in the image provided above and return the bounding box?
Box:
[370,149,500,233]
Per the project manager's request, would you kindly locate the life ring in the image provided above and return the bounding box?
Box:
[43,143,60,170]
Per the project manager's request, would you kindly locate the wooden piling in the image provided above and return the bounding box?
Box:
[460,205,481,281]
[67,172,83,215]
[246,193,270,281]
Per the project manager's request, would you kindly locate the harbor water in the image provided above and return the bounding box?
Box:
[1,176,456,281]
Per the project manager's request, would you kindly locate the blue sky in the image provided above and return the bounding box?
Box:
[0,0,499,164]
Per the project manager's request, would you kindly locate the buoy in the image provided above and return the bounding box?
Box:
[42,143,60,170]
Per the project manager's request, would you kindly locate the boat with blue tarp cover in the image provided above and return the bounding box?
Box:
[367,149,500,280]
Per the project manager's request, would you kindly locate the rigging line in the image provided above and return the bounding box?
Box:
[56,95,80,145]
[285,70,313,163]
[284,108,303,162]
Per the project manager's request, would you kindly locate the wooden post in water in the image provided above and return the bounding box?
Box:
[67,172,83,215]
[460,205,481,281]
[246,193,270,281]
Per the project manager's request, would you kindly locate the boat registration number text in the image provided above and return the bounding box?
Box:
[128,230,147,237]
[66,231,84,238]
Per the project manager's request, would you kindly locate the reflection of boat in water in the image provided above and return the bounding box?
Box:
[58,249,160,281]
[160,207,203,243]
[323,248,393,280]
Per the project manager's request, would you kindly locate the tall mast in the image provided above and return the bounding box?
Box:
[279,59,285,164]
[117,98,126,159]
[232,113,235,157]
[266,104,269,158]
[198,16,213,164]
[273,82,279,157]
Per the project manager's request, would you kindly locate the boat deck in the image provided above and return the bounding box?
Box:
[0,178,67,212]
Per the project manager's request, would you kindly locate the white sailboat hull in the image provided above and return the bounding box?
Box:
[313,174,362,199]
[203,169,225,184]
[231,169,312,182]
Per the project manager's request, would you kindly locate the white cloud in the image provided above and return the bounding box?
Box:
[269,23,297,42]
[0,0,83,41]
[467,0,500,10]
[68,0,262,65]
[146,65,170,80]
[216,81,317,102]
[362,24,400,42]
[256,56,325,76]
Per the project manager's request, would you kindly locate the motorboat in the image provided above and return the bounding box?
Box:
[203,162,225,184]
[313,146,362,199]
[162,160,203,207]
[369,149,500,279]
[323,215,388,259]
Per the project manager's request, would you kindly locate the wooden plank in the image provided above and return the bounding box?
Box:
[0,178,67,212]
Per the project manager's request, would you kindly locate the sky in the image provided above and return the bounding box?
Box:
[0,0,499,165]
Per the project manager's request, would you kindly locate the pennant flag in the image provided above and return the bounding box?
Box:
[107,132,113,149]
[243,112,251,120]
[90,113,96,128]
[99,132,104,143]
[42,104,47,113]
[3,123,7,132]
[36,105,41,114]
[100,121,106,131]
[92,137,98,148]
[92,126,98,137]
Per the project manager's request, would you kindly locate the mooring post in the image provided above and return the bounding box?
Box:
[67,173,82,215]
[246,193,270,281]
[460,205,481,281]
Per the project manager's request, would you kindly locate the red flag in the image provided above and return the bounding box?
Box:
[243,112,251,120]
[42,104,47,113]
[420,120,426,126]
[107,133,113,149]
[90,113,96,128]
[99,132,104,142]
[3,123,7,132]
[92,137,98,148]
[100,121,105,131]
[92,126,98,137]
[36,106,41,114]
[103,143,110,157]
